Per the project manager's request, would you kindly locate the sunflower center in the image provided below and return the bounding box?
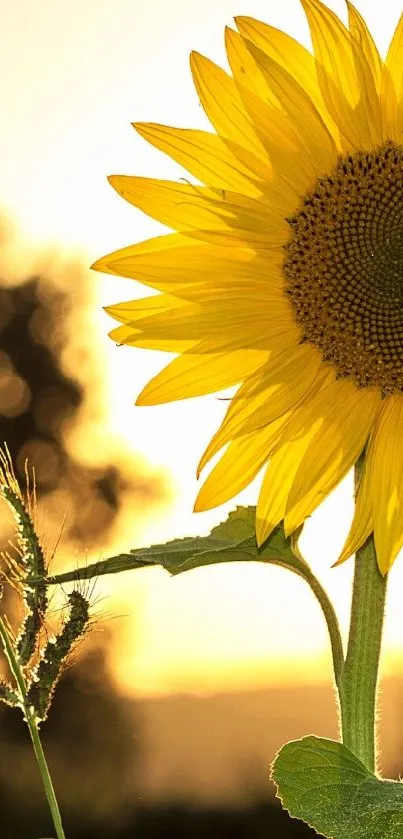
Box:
[283,141,403,394]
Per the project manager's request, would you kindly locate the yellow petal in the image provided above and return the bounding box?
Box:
[199,342,322,464]
[184,327,298,356]
[386,12,403,105]
[107,176,289,249]
[257,418,323,546]
[284,382,381,534]
[197,334,312,474]
[335,449,374,567]
[256,365,334,545]
[108,324,195,353]
[385,12,403,138]
[347,2,382,91]
[236,88,315,197]
[235,14,339,141]
[198,404,294,481]
[91,232,192,275]
[368,395,403,574]
[136,344,269,404]
[194,424,282,511]
[91,233,284,284]
[189,51,269,160]
[301,0,359,107]
[240,39,337,176]
[380,66,399,141]
[225,30,318,196]
[346,5,383,144]
[134,123,265,197]
[301,0,374,149]
[93,233,284,297]
[105,293,184,324]
[124,305,292,341]
[161,280,284,303]
[110,291,292,342]
[225,25,279,108]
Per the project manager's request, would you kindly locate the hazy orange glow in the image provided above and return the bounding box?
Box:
[2,0,403,698]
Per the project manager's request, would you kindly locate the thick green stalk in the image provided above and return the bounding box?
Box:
[338,463,387,773]
[0,616,66,839]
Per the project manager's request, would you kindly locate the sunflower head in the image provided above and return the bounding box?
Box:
[92,0,403,574]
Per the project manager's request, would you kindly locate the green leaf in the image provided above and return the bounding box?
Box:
[36,506,306,584]
[272,736,403,839]
[28,506,344,688]
[140,505,301,575]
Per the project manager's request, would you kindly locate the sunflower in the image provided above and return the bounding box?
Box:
[92,0,403,575]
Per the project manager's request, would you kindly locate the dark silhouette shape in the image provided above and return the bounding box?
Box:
[0,272,163,545]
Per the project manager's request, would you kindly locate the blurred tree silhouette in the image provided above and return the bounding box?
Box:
[0,271,162,546]
[0,252,150,836]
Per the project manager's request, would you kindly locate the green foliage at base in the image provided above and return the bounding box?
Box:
[272,736,403,839]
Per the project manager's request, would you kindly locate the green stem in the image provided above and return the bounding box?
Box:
[302,567,345,691]
[0,616,66,839]
[25,714,66,839]
[275,558,344,691]
[338,463,387,773]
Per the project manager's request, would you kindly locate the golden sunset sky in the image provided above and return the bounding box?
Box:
[2,0,403,696]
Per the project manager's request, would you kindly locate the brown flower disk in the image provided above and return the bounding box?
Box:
[284,142,403,394]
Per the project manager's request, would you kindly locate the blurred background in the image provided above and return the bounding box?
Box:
[1,0,403,836]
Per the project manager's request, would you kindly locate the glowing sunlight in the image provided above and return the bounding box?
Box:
[2,0,403,698]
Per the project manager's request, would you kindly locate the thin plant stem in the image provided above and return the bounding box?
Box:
[301,567,345,691]
[0,615,66,839]
[338,459,387,773]
[274,558,344,691]
[25,713,66,839]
